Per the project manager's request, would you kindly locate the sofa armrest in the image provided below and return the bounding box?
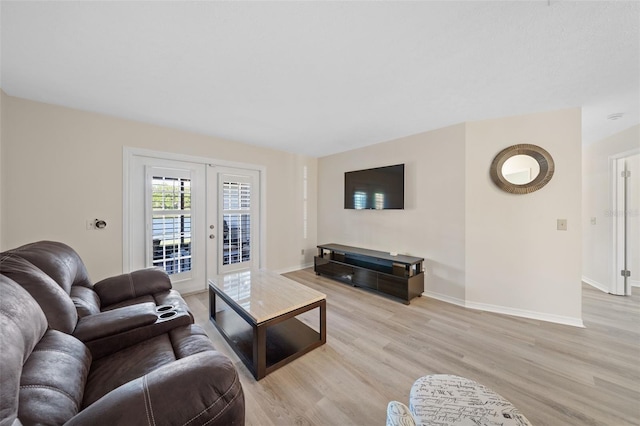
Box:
[84,310,192,360]
[386,401,417,426]
[66,352,245,426]
[72,303,158,342]
[93,268,172,306]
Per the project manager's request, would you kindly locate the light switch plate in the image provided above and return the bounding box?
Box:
[557,219,567,231]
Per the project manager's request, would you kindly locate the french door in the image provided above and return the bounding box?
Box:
[128,156,206,294]
[126,150,262,293]
[207,167,260,274]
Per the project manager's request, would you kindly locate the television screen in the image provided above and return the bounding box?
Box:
[344,164,404,209]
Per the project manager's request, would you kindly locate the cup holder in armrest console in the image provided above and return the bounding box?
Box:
[158,310,178,320]
[156,304,181,322]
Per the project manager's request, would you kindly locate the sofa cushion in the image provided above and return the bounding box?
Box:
[1,254,78,333]
[8,240,92,292]
[70,285,102,317]
[0,276,48,425]
[101,294,156,311]
[66,352,244,426]
[19,330,92,425]
[94,268,172,307]
[83,324,215,407]
[170,324,219,359]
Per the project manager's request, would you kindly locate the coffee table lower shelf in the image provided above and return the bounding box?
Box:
[209,285,326,380]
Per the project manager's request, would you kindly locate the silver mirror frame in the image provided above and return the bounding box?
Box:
[490,144,555,194]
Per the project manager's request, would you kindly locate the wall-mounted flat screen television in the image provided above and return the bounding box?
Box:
[344,164,405,210]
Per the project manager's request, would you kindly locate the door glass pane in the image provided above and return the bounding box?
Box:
[151,176,192,275]
[223,213,250,265]
[223,181,250,210]
[222,180,251,267]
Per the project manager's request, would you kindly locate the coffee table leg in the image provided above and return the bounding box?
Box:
[254,324,267,380]
[209,287,216,322]
[320,299,326,344]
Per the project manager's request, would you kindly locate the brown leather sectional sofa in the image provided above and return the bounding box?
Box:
[0,241,245,426]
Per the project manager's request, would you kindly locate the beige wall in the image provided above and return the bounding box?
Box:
[318,108,583,325]
[1,94,317,280]
[3,91,586,323]
[582,125,640,291]
[318,124,467,301]
[465,108,583,325]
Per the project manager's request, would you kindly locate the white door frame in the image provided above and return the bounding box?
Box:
[609,148,639,295]
[123,147,266,283]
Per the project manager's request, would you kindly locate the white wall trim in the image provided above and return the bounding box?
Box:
[273,263,314,275]
[422,290,466,308]
[424,290,584,328]
[632,279,640,288]
[122,146,267,274]
[464,299,585,328]
[582,276,610,293]
[124,146,267,171]
[122,148,132,273]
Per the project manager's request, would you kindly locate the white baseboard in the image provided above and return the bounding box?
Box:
[422,290,466,308]
[632,279,640,288]
[582,276,610,293]
[273,262,314,275]
[423,291,584,328]
[464,300,584,328]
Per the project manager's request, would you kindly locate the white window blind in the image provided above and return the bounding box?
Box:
[151,176,192,275]
[222,180,251,266]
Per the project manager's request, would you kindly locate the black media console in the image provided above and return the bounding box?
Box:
[314,243,424,304]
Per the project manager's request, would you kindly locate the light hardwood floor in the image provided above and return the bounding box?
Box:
[185,269,640,426]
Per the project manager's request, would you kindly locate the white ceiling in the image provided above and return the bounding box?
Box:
[1,1,638,158]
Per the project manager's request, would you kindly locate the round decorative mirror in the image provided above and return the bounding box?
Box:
[490,144,554,194]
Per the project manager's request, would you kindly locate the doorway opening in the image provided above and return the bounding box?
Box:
[610,150,639,296]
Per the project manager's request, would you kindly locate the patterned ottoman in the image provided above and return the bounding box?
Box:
[387,374,532,426]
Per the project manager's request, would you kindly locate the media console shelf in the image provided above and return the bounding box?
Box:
[314,243,424,304]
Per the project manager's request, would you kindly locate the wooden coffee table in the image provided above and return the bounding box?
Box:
[208,269,326,380]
